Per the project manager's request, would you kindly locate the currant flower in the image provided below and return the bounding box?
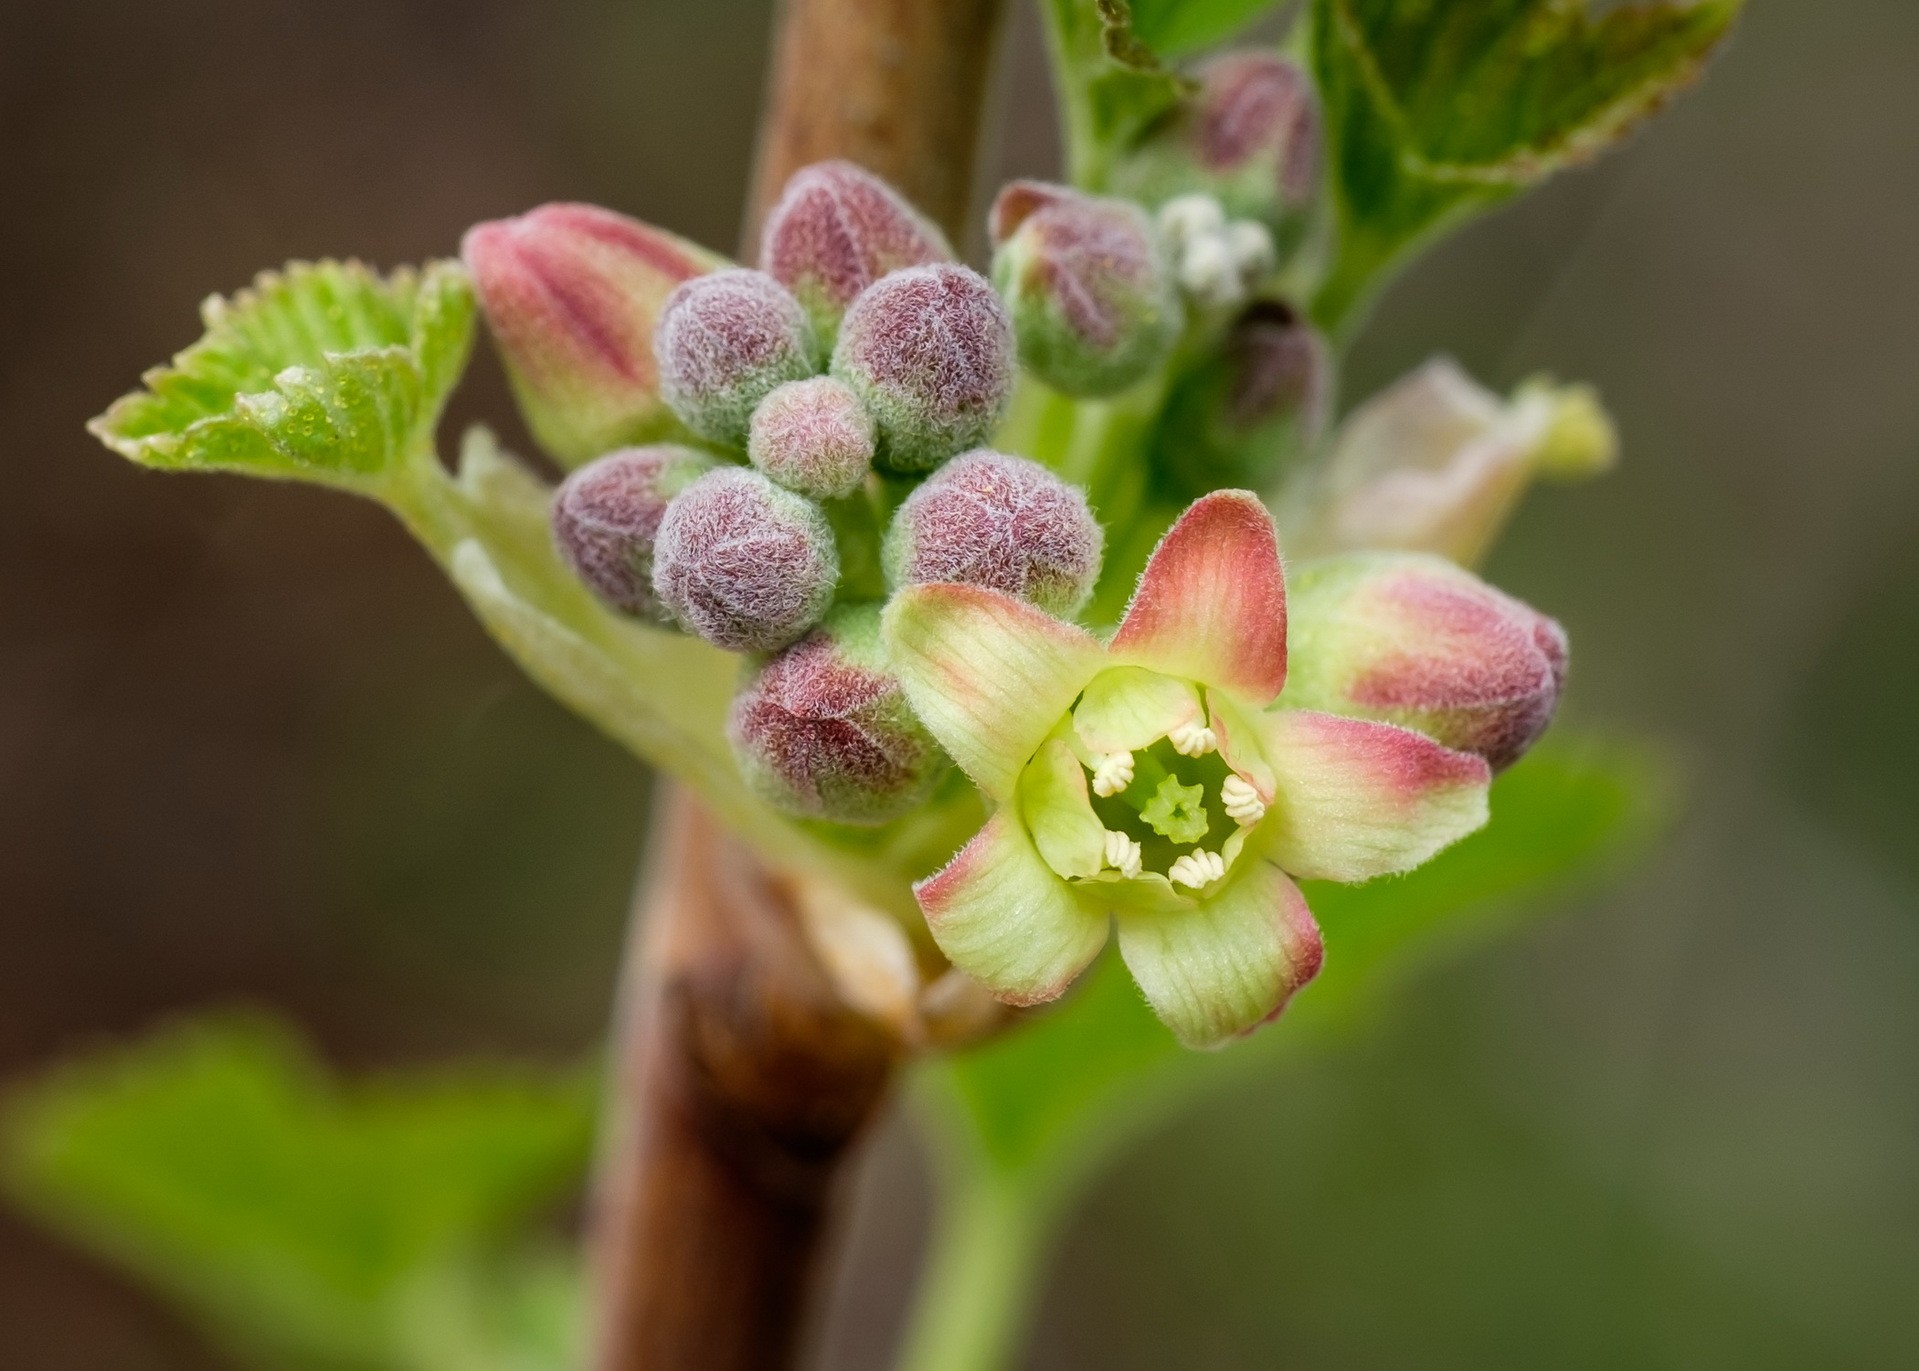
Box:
[885,491,1518,1049]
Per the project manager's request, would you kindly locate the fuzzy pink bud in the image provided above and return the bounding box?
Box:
[759,160,953,342]
[1283,554,1567,772]
[656,269,820,448]
[747,376,876,500]
[651,467,839,652]
[831,264,1015,473]
[729,603,949,824]
[462,203,723,466]
[882,450,1103,618]
[989,181,1181,398]
[551,444,720,621]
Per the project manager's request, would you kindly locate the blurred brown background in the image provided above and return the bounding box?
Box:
[3,0,1917,1366]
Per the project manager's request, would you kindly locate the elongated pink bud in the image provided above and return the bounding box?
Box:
[759,160,953,342]
[651,467,839,652]
[831,264,1015,473]
[462,204,723,466]
[882,450,1103,618]
[729,603,949,824]
[747,376,876,500]
[1283,553,1567,772]
[551,444,719,621]
[656,269,820,448]
[989,181,1182,397]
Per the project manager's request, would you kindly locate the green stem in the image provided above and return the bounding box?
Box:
[894,1172,1049,1371]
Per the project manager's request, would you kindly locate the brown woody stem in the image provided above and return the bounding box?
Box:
[588,4,1006,1365]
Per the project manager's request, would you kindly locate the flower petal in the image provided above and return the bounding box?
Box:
[1206,687,1277,803]
[1260,710,1490,882]
[1020,737,1107,879]
[1110,490,1288,704]
[1072,666,1204,756]
[884,583,1103,801]
[1115,859,1322,1050]
[914,810,1110,1006]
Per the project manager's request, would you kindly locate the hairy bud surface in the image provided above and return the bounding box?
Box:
[651,467,839,652]
[656,269,820,448]
[551,444,719,620]
[747,376,876,500]
[883,450,1103,618]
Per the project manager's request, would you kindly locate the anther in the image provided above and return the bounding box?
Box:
[1168,721,1217,757]
[1091,751,1136,796]
[1103,830,1144,879]
[1168,849,1226,889]
[1220,774,1266,826]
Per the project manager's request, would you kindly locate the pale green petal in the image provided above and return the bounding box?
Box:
[1115,860,1323,1050]
[915,811,1110,1006]
[1261,709,1490,883]
[884,584,1103,801]
[1072,667,1204,756]
[1020,738,1107,880]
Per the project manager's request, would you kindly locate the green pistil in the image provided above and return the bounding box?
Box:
[1139,774,1210,844]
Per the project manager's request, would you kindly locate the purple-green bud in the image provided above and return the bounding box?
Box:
[551,444,720,621]
[729,603,949,824]
[747,376,876,500]
[882,450,1103,618]
[462,203,724,466]
[1111,52,1320,245]
[1283,553,1567,772]
[656,269,820,448]
[651,467,839,652]
[1154,299,1330,497]
[759,160,954,343]
[830,264,1015,474]
[988,181,1182,398]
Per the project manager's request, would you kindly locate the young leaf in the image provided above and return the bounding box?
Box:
[1309,0,1742,333]
[90,259,475,489]
[901,732,1671,1368]
[0,1013,593,1371]
[1042,0,1194,186]
[1126,0,1283,60]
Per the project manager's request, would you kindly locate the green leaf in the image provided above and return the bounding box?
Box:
[1042,0,1194,187]
[898,731,1671,1371]
[90,259,475,489]
[1,1013,593,1371]
[1126,0,1283,59]
[1309,0,1741,333]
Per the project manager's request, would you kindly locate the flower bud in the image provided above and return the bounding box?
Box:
[729,603,949,824]
[883,450,1103,618]
[1283,553,1567,772]
[831,264,1015,474]
[462,203,724,466]
[1111,52,1320,243]
[988,181,1181,397]
[1284,360,1617,566]
[656,269,820,448]
[652,467,839,652]
[551,444,720,620]
[747,376,875,500]
[759,160,953,343]
[1154,299,1331,497]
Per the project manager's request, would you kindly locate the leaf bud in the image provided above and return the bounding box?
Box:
[830,264,1015,474]
[656,269,821,448]
[882,450,1103,618]
[759,160,954,343]
[461,203,723,466]
[652,467,839,652]
[1112,52,1321,243]
[550,444,720,620]
[988,181,1182,397]
[1283,553,1568,772]
[747,376,876,500]
[1154,299,1331,496]
[729,603,950,824]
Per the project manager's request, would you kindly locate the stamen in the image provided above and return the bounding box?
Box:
[1220,774,1266,826]
[1102,830,1143,879]
[1168,721,1217,757]
[1091,751,1135,797]
[1168,849,1226,889]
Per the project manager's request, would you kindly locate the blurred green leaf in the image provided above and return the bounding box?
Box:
[1126,0,1282,60]
[1,1014,593,1371]
[901,732,1669,1370]
[1043,0,1194,186]
[1309,0,1741,333]
[89,259,474,489]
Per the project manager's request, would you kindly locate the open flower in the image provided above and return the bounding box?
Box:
[884,491,1502,1049]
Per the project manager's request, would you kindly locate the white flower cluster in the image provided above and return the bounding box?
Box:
[1156,194,1276,311]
